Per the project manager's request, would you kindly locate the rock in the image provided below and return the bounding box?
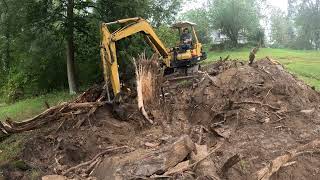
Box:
[191,144,220,180]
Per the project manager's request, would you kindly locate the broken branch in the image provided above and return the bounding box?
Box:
[254,139,320,180]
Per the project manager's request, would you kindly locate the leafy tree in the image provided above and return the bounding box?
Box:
[156,25,179,47]
[295,0,320,49]
[148,0,183,27]
[269,8,291,47]
[208,0,261,46]
[0,0,183,101]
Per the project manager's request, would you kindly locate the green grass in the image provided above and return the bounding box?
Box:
[0,91,75,121]
[204,48,320,90]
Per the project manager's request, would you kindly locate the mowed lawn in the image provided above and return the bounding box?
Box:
[0,48,319,122]
[204,48,320,90]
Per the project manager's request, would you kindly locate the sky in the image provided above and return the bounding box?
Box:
[182,0,288,12]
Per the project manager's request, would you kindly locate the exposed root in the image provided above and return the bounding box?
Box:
[62,146,130,176]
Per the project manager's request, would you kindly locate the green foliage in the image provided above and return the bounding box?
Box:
[208,0,261,46]
[269,8,294,48]
[0,0,182,102]
[156,25,179,47]
[268,0,320,50]
[295,0,320,49]
[148,0,183,27]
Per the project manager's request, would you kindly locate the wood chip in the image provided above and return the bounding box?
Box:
[144,142,160,148]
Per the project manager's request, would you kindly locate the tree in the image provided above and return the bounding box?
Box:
[148,0,183,27]
[295,0,320,49]
[270,8,291,47]
[66,0,77,94]
[0,0,183,101]
[0,0,11,73]
[208,0,261,46]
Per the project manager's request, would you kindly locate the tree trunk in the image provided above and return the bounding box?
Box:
[1,0,10,72]
[4,21,10,72]
[66,0,77,94]
[227,30,238,47]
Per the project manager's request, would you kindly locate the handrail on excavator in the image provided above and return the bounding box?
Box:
[104,17,141,25]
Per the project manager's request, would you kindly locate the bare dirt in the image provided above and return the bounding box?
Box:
[1,58,320,180]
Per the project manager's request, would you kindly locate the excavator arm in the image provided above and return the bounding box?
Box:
[100,17,171,97]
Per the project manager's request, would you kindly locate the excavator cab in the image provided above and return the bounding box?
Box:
[169,21,207,69]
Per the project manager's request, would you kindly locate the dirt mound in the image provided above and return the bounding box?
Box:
[2,58,320,180]
[163,59,320,179]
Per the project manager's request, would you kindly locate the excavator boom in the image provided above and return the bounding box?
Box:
[100,18,171,96]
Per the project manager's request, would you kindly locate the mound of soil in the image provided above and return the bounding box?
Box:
[2,58,320,180]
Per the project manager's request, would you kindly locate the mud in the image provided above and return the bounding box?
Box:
[2,58,320,180]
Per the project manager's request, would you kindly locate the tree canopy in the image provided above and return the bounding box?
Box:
[0,0,182,101]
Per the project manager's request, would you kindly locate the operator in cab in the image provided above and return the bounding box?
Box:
[180,28,192,51]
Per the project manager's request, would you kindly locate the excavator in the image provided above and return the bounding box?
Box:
[100,17,207,98]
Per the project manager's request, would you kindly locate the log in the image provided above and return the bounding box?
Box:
[1,114,60,133]
[92,135,195,179]
[5,103,66,127]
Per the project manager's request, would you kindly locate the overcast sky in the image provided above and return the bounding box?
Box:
[182,0,288,12]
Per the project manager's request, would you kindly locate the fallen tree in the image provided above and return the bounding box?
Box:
[0,85,108,139]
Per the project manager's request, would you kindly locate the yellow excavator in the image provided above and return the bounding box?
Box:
[100,17,207,98]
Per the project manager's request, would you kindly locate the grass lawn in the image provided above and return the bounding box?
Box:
[204,48,320,90]
[0,91,75,121]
